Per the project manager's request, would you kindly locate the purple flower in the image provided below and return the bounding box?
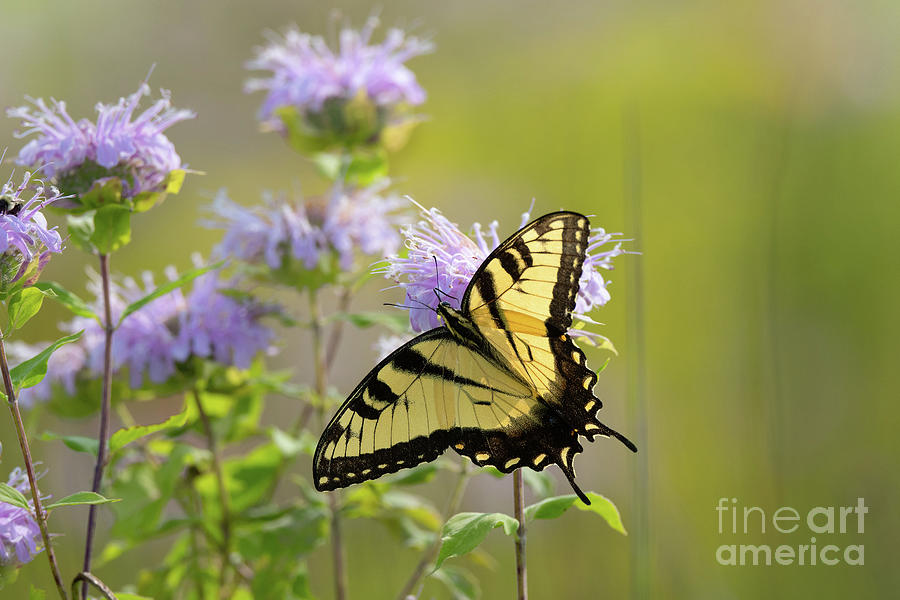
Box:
[204,183,404,275]
[382,205,627,333]
[8,82,194,198]
[173,264,278,368]
[0,168,64,287]
[245,17,432,129]
[79,267,188,387]
[14,261,277,401]
[0,467,44,567]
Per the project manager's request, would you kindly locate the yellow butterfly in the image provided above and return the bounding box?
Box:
[313,211,636,503]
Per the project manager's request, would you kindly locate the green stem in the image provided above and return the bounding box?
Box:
[70,572,117,600]
[264,287,352,503]
[396,460,470,600]
[178,482,210,600]
[513,470,527,600]
[192,387,233,596]
[83,252,114,597]
[0,334,69,600]
[324,288,353,371]
[310,288,347,600]
[624,106,650,600]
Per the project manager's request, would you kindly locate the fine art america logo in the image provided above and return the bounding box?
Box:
[715,498,867,566]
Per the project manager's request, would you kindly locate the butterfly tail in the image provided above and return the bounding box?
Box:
[558,460,591,505]
[593,421,638,453]
[555,444,591,505]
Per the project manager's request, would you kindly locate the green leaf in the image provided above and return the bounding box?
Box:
[109,444,193,542]
[40,432,99,455]
[114,594,153,600]
[131,190,165,213]
[45,491,119,510]
[7,287,46,330]
[0,482,30,510]
[65,213,96,253]
[131,168,189,213]
[90,204,132,253]
[311,153,342,180]
[328,311,411,333]
[524,494,577,521]
[165,168,186,194]
[80,176,125,210]
[381,115,424,152]
[109,404,189,454]
[481,465,505,479]
[434,512,518,570]
[10,331,83,390]
[195,442,282,514]
[118,261,222,326]
[575,492,627,534]
[277,105,331,153]
[269,427,317,457]
[345,149,388,185]
[524,492,627,534]
[34,281,99,321]
[29,585,47,600]
[432,565,480,600]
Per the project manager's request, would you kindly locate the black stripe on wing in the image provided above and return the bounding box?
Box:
[313,328,454,491]
[461,211,590,337]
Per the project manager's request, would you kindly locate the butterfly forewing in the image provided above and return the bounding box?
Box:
[463,211,589,336]
[313,329,547,491]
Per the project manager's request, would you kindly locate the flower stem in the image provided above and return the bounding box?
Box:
[324,288,352,371]
[396,460,470,600]
[0,334,69,600]
[192,387,233,596]
[310,289,347,600]
[513,469,527,600]
[83,252,114,597]
[174,481,215,599]
[265,288,353,503]
[70,572,116,600]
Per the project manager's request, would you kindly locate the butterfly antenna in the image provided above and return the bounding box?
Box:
[431,255,443,305]
[383,302,417,310]
[384,298,437,313]
[433,288,459,302]
[429,256,461,303]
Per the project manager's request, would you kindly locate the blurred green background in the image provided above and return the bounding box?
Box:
[2,0,899,598]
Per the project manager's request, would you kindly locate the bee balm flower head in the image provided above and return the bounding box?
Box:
[245,18,432,151]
